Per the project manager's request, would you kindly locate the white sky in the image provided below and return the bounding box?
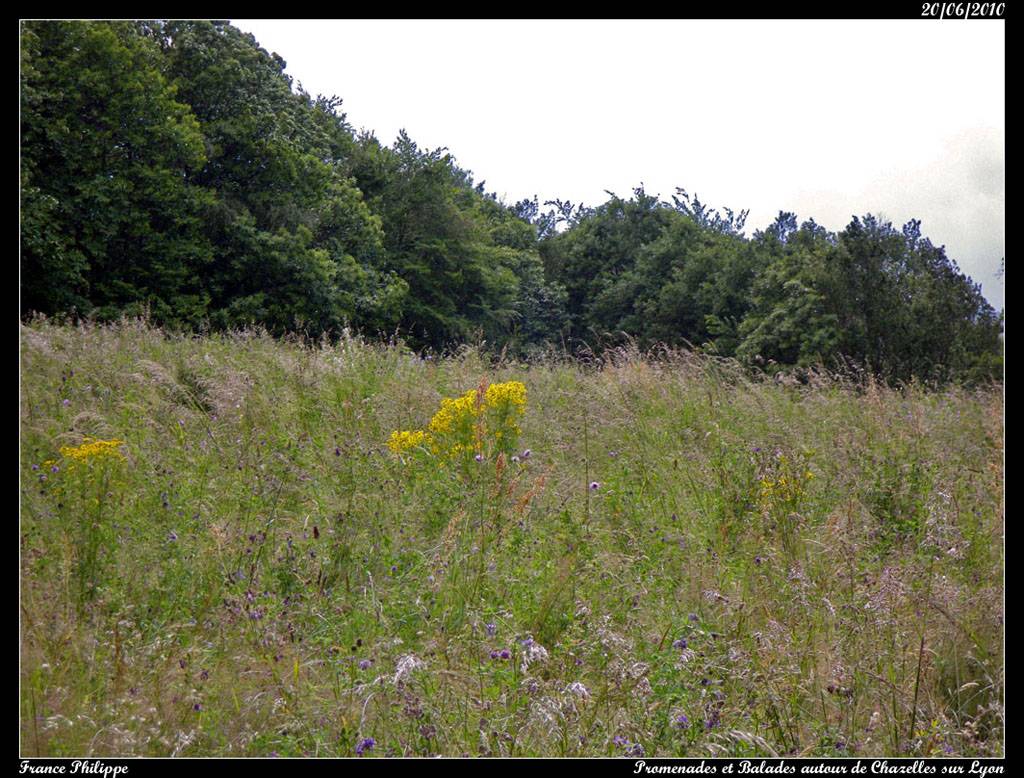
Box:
[234,19,1005,309]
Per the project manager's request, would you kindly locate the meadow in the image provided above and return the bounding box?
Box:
[19,320,1003,758]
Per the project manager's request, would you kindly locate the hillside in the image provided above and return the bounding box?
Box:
[20,321,1004,757]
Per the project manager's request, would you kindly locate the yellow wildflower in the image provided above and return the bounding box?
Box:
[427,390,480,436]
[484,381,527,410]
[387,429,427,454]
[59,437,126,465]
[483,381,527,450]
[387,380,528,463]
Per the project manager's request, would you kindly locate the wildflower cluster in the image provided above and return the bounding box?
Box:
[483,380,527,444]
[427,389,482,457]
[387,380,527,462]
[385,429,427,455]
[56,437,127,467]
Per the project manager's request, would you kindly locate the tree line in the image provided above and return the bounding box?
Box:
[20,20,1003,383]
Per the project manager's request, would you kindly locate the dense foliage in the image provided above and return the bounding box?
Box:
[20,20,1003,382]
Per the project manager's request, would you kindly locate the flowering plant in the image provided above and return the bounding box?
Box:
[388,380,527,464]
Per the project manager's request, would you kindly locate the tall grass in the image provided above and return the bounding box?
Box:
[20,319,1003,757]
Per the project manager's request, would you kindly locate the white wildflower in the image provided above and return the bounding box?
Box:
[529,696,562,727]
[520,641,549,673]
[565,681,590,699]
[394,653,425,685]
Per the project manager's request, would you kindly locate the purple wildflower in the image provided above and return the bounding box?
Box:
[612,735,628,747]
[589,481,600,491]
[499,649,510,660]
[672,637,688,649]
[521,449,531,459]
[689,613,699,622]
[62,399,71,407]
[485,622,497,637]
[168,531,178,542]
[475,454,483,462]
[358,659,373,670]
[193,703,203,712]
[355,737,375,756]
[674,713,690,728]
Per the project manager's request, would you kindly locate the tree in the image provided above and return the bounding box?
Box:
[151,20,403,336]
[21,21,212,324]
[736,216,839,368]
[541,186,671,342]
[21,20,1002,383]
[351,130,533,348]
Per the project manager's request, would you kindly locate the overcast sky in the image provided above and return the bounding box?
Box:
[234,19,1005,309]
